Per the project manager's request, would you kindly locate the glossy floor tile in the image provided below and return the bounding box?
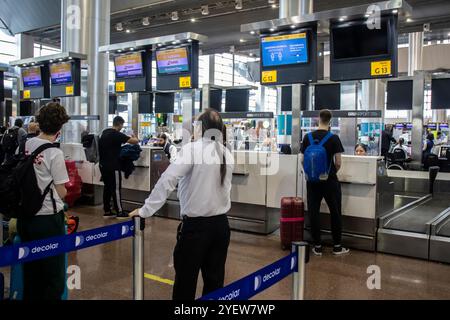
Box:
[2,204,450,300]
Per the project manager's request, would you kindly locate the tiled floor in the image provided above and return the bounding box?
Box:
[3,205,450,300]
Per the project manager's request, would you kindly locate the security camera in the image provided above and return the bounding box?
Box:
[423,23,431,32]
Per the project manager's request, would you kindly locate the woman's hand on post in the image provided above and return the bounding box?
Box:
[129,209,141,218]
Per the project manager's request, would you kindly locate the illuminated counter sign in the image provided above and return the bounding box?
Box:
[371,60,392,77]
[157,48,190,74]
[115,53,144,78]
[261,33,309,68]
[22,67,43,87]
[50,62,73,85]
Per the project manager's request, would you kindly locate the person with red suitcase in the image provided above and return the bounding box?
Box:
[301,109,349,256]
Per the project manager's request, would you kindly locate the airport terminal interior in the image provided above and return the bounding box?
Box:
[2,0,450,301]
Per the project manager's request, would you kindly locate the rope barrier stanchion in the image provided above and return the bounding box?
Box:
[133,217,145,301]
[291,242,309,301]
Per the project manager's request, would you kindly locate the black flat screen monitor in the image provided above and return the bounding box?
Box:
[138,93,153,114]
[314,84,341,110]
[332,17,391,60]
[156,47,190,75]
[109,95,117,115]
[201,89,223,112]
[22,66,43,88]
[432,78,450,110]
[155,92,175,114]
[114,52,144,79]
[50,62,73,85]
[225,89,249,112]
[261,32,309,68]
[387,80,413,110]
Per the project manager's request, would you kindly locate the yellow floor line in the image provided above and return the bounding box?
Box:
[144,273,174,286]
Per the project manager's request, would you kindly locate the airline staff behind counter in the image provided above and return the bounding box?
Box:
[130,109,234,300]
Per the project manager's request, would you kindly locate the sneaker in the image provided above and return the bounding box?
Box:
[333,245,350,256]
[116,212,129,220]
[312,246,323,256]
[103,211,116,219]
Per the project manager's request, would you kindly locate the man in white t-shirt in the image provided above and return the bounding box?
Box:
[17,102,70,301]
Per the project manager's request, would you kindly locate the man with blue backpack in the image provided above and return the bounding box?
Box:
[301,109,349,256]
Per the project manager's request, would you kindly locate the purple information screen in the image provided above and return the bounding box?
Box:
[114,53,144,79]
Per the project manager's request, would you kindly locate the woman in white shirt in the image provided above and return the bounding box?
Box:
[130,109,234,300]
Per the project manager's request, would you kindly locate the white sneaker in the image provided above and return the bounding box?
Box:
[312,246,323,256]
[333,246,350,255]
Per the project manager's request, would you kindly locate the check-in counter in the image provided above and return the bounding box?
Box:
[228,151,298,234]
[60,143,170,208]
[298,155,394,251]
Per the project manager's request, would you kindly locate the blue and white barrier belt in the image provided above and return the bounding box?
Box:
[0,221,135,268]
[199,252,298,301]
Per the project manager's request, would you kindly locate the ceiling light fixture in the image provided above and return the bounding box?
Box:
[142,17,150,26]
[235,0,243,10]
[191,18,196,22]
[339,16,347,22]
[269,28,275,32]
[268,0,276,3]
[392,9,398,14]
[272,4,277,9]
[250,31,256,35]
[406,18,413,23]
[201,5,209,15]
[291,25,296,29]
[126,29,131,33]
[171,11,179,21]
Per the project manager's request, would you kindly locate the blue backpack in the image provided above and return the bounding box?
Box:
[303,132,333,182]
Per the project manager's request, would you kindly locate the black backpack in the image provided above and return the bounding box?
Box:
[0,143,58,219]
[1,128,20,154]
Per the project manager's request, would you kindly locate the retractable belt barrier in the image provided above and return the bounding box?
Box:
[0,219,307,301]
[0,217,145,300]
[199,242,309,301]
[0,221,135,267]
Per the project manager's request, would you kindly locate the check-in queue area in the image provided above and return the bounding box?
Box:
[2,0,450,303]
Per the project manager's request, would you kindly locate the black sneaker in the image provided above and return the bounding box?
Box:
[103,211,116,219]
[116,212,129,220]
[333,245,350,256]
[312,245,323,256]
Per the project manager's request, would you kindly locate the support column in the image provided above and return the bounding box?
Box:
[15,34,34,118]
[279,0,313,153]
[61,0,110,142]
[182,90,195,143]
[408,32,425,168]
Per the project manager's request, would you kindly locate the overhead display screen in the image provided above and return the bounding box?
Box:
[261,32,309,67]
[314,84,341,111]
[156,47,190,74]
[22,67,42,88]
[387,80,413,110]
[332,19,390,60]
[50,62,73,85]
[225,89,250,112]
[114,52,144,79]
[432,78,450,110]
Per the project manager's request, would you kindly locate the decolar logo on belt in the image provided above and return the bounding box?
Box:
[18,243,60,260]
[218,289,240,300]
[254,268,281,291]
[75,232,108,247]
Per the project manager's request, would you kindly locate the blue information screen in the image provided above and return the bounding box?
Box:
[261,32,308,68]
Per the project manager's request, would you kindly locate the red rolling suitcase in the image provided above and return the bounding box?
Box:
[280,197,304,250]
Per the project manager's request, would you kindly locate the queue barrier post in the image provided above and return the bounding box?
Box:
[291,242,309,300]
[133,217,145,300]
[0,214,3,248]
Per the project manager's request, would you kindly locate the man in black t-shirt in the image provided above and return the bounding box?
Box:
[301,109,349,256]
[99,116,139,218]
